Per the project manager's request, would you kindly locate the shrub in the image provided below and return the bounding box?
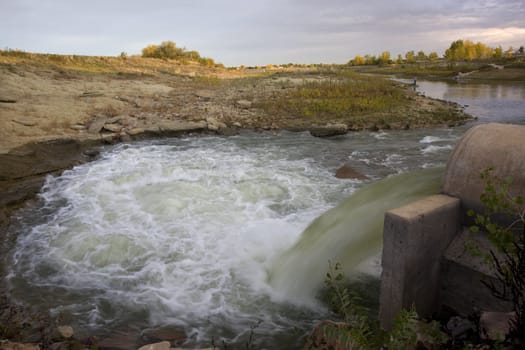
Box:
[468,167,525,346]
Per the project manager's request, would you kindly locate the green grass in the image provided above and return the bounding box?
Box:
[0,49,231,77]
[256,72,409,120]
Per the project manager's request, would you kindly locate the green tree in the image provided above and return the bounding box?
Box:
[428,52,439,61]
[506,46,514,58]
[417,50,427,60]
[142,44,159,58]
[494,46,503,59]
[364,54,377,65]
[405,50,416,63]
[468,168,525,345]
[379,51,391,65]
[396,54,403,64]
[445,40,465,60]
[352,55,365,65]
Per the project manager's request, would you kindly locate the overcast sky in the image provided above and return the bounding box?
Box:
[1,0,524,66]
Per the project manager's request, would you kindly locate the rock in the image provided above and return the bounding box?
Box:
[335,165,368,180]
[98,329,141,350]
[102,123,122,133]
[218,127,238,136]
[99,133,120,144]
[233,122,242,128]
[49,340,83,350]
[127,127,145,136]
[0,341,40,350]
[195,90,213,101]
[303,320,355,350]
[415,321,449,350]
[83,149,100,158]
[206,117,227,131]
[446,316,475,339]
[69,124,86,131]
[0,98,17,103]
[106,115,123,124]
[138,341,171,350]
[120,133,132,142]
[87,118,107,134]
[56,325,74,339]
[141,325,186,345]
[158,120,207,134]
[479,311,515,340]
[12,118,37,127]
[236,100,252,109]
[309,124,348,137]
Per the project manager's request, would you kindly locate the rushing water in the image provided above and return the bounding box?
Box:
[4,79,525,348]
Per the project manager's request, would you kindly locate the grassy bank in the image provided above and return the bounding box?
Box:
[0,49,242,78]
[351,60,525,81]
[253,71,470,130]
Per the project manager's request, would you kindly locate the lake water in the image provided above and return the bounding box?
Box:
[4,79,525,349]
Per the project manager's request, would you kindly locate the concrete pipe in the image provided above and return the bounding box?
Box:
[442,123,525,221]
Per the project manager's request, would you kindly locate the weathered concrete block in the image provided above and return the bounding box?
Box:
[441,227,511,315]
[379,194,460,330]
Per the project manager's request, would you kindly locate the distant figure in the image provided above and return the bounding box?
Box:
[413,77,417,90]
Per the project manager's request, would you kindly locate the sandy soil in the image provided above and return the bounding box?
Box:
[0,62,472,154]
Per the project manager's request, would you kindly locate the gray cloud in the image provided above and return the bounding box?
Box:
[1,0,523,66]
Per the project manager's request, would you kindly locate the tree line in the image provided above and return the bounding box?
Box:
[348,39,524,66]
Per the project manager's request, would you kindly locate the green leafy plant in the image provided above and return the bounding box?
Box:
[321,261,448,349]
[467,167,525,346]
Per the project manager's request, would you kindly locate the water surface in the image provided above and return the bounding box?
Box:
[4,79,525,348]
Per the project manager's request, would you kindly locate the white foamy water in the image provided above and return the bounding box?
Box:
[421,144,453,154]
[419,135,448,143]
[7,135,357,347]
[5,128,464,348]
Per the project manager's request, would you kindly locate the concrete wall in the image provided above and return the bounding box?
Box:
[441,228,512,315]
[379,123,524,329]
[379,195,460,329]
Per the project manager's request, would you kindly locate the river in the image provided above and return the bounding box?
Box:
[3,79,525,349]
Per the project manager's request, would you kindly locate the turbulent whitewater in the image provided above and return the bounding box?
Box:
[5,130,460,347]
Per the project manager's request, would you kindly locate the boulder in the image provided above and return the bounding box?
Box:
[87,118,107,134]
[56,325,74,339]
[194,90,214,101]
[97,329,141,350]
[69,124,86,131]
[206,117,227,131]
[303,320,356,350]
[335,165,368,180]
[126,127,145,136]
[102,123,122,133]
[138,341,171,350]
[0,341,40,350]
[479,311,515,340]
[309,124,348,137]
[236,100,252,109]
[446,316,475,339]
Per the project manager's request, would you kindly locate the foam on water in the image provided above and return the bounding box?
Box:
[5,128,463,347]
[419,135,448,143]
[7,136,354,345]
[421,144,453,154]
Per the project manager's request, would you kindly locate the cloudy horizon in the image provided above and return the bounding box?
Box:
[1,0,524,66]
